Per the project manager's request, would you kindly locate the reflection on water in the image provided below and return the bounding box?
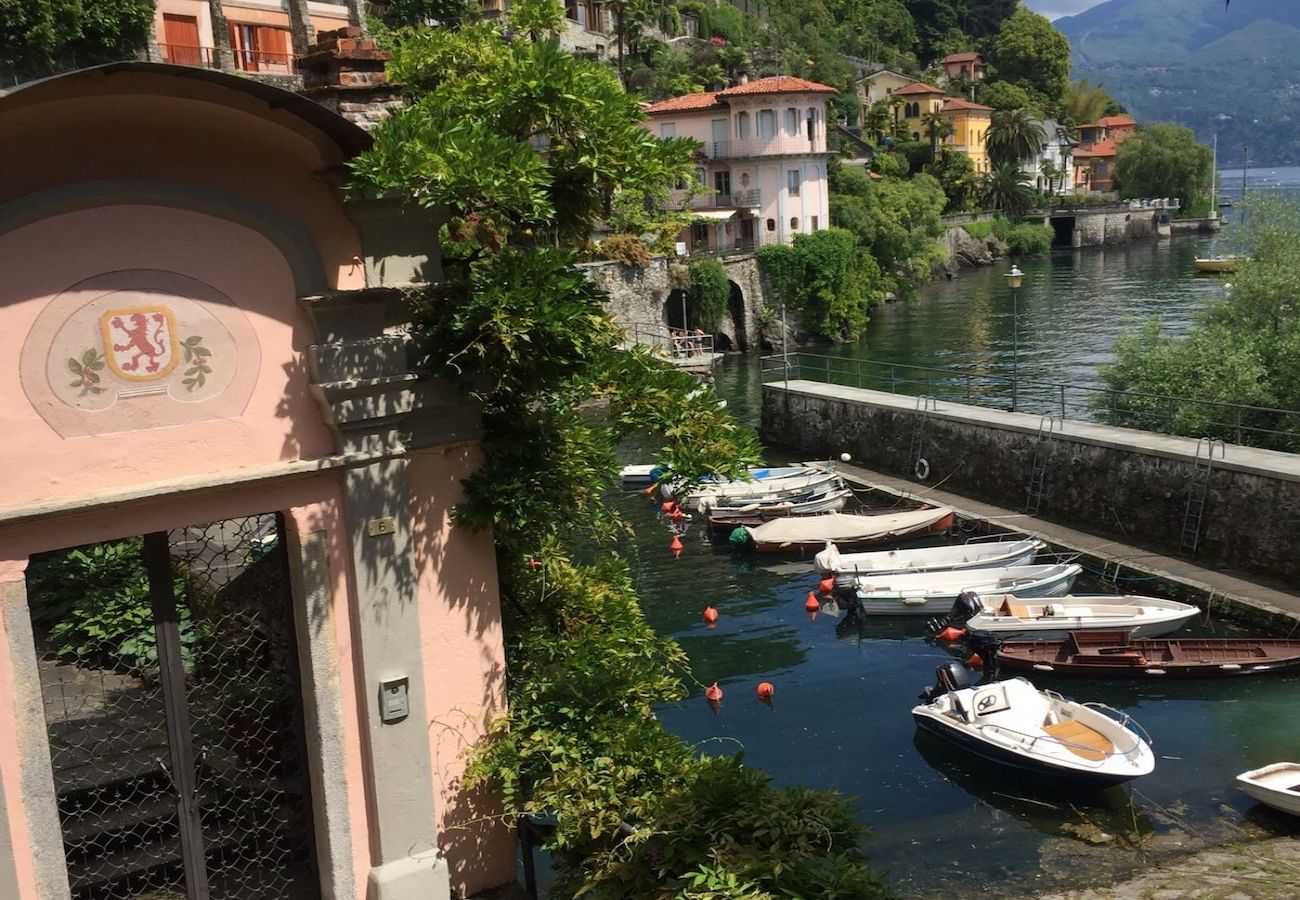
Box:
[635,227,1300,895]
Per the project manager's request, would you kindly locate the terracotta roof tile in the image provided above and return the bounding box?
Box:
[1098,114,1137,127]
[892,81,945,96]
[717,75,836,96]
[941,97,993,113]
[1073,138,1118,158]
[644,91,723,115]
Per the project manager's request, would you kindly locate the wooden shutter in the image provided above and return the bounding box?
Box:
[256,27,290,69]
[162,14,201,66]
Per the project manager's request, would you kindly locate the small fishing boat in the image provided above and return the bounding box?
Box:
[837,563,1079,616]
[685,470,841,511]
[744,506,954,553]
[706,488,853,530]
[620,464,660,485]
[912,662,1155,788]
[650,465,814,493]
[1193,256,1240,274]
[948,592,1198,640]
[1236,763,1300,817]
[993,631,1300,678]
[815,537,1044,576]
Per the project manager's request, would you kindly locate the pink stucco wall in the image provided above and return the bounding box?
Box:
[0,204,342,509]
[407,445,515,896]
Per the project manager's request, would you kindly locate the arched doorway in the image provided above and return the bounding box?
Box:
[727,281,748,351]
[664,289,694,332]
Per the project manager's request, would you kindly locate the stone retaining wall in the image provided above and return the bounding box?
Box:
[762,381,1300,583]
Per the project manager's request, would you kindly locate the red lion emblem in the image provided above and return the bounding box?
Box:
[110,312,168,373]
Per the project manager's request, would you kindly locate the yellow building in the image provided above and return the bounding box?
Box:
[940,97,993,174]
[891,82,946,142]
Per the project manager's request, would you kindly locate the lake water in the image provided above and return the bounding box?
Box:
[633,183,1300,897]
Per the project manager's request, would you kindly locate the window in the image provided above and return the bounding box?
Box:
[695,167,707,185]
[913,132,920,141]
[714,170,732,202]
[766,218,776,232]
[811,216,819,231]
[736,112,750,140]
[905,102,918,118]
[660,122,676,138]
[228,23,290,72]
[807,107,818,141]
[757,109,776,139]
[785,108,799,135]
[787,170,800,196]
[790,217,799,231]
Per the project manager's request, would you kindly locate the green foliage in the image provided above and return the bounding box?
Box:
[26,540,197,672]
[1098,199,1300,448]
[986,108,1047,168]
[977,80,1038,114]
[996,220,1053,255]
[1178,196,1212,220]
[1060,77,1113,127]
[377,0,469,27]
[961,219,996,241]
[597,234,654,267]
[1116,122,1213,205]
[757,228,882,341]
[989,7,1071,114]
[931,151,980,211]
[351,20,696,246]
[831,167,947,284]
[0,0,153,79]
[979,161,1035,219]
[688,257,730,331]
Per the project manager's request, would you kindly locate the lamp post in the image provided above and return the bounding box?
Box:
[1005,265,1023,412]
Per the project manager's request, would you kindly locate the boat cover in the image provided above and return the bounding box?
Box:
[747,507,952,544]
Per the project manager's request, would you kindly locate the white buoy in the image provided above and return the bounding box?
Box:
[839,452,851,462]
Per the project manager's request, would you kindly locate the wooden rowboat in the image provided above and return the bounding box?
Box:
[995,631,1300,678]
[1193,256,1239,274]
[706,488,852,530]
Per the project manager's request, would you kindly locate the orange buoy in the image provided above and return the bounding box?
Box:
[756,682,774,700]
[805,591,821,612]
[643,485,655,496]
[661,500,677,514]
[670,535,683,553]
[704,681,723,702]
[528,557,542,570]
[702,606,719,625]
[937,626,966,642]
[818,577,835,595]
[967,652,984,668]
[670,507,685,520]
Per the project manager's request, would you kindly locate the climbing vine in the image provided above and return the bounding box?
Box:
[757,228,882,341]
[687,257,730,332]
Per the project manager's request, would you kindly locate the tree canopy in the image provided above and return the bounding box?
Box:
[1115,122,1213,203]
[0,0,153,79]
[986,107,1046,167]
[989,7,1071,114]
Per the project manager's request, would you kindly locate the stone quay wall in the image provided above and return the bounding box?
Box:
[761,380,1300,583]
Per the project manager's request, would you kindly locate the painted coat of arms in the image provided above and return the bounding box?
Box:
[100,307,180,380]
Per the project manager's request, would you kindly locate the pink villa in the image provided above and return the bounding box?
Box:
[0,47,516,900]
[642,76,836,253]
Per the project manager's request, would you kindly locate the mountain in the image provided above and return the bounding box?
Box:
[1055,0,1300,165]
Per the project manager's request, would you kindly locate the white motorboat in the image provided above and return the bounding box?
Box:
[620,464,659,485]
[687,470,842,511]
[665,468,816,502]
[745,506,955,552]
[838,563,1079,616]
[1236,763,1300,816]
[638,464,812,491]
[953,592,1199,640]
[913,662,1155,788]
[815,538,1044,576]
[705,488,853,529]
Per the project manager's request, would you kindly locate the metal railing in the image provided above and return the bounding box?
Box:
[761,352,1300,450]
[623,322,716,362]
[157,43,297,73]
[686,240,757,258]
[703,137,826,159]
[685,189,762,209]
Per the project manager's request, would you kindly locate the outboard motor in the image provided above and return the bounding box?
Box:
[926,590,984,633]
[831,574,858,602]
[919,660,973,702]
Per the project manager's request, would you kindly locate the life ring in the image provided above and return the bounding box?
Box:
[914,457,930,480]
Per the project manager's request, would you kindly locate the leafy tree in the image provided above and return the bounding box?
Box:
[756,228,881,341]
[377,0,469,27]
[980,160,1035,218]
[986,107,1046,168]
[688,257,731,331]
[922,108,953,163]
[352,7,893,893]
[961,0,1018,39]
[989,7,1071,113]
[1,0,153,79]
[977,80,1037,113]
[1060,77,1112,126]
[906,0,960,61]
[931,151,980,211]
[1116,122,1213,204]
[830,165,947,285]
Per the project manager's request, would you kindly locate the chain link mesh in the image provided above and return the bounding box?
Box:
[27,514,318,899]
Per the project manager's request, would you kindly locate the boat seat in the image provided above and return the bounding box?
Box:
[1043,720,1114,762]
[999,598,1032,618]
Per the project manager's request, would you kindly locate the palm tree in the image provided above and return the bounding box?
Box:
[986,108,1047,168]
[1060,78,1109,126]
[922,109,953,163]
[980,161,1036,218]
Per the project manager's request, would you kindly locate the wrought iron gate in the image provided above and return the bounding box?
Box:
[25,513,319,899]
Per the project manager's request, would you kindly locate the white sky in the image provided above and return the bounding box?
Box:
[1023,0,1107,19]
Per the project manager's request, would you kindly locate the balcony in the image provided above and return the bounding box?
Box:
[158,44,296,74]
[701,137,825,159]
[687,189,762,210]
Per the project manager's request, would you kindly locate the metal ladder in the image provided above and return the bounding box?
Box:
[909,396,935,480]
[1024,415,1059,515]
[1180,437,1225,557]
